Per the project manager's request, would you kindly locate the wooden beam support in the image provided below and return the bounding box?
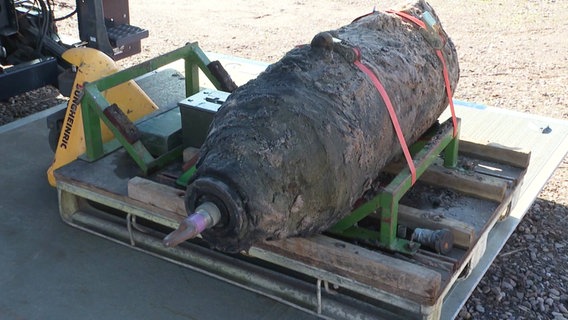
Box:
[398,205,476,249]
[128,176,186,215]
[384,162,508,203]
[257,235,442,305]
[459,140,531,169]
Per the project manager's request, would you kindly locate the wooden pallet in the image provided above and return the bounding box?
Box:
[54,139,529,320]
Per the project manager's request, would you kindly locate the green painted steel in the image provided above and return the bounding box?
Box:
[176,165,197,187]
[330,118,461,255]
[79,43,223,174]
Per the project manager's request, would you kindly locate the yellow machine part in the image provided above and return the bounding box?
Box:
[46,47,158,186]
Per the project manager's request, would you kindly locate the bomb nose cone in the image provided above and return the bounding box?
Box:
[163,202,221,247]
[181,176,248,252]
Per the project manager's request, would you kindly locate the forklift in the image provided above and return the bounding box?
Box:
[0,0,148,99]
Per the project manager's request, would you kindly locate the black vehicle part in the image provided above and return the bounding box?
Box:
[0,0,18,36]
[0,57,58,100]
[76,0,148,60]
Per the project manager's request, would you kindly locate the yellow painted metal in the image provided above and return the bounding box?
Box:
[47,47,158,186]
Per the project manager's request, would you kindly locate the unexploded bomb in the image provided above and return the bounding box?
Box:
[164,0,459,253]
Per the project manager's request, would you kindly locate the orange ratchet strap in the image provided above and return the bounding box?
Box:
[352,9,377,23]
[388,10,458,137]
[352,48,417,184]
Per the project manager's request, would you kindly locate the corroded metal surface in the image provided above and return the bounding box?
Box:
[188,0,459,252]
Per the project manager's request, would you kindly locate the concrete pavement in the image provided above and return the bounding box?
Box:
[0,108,315,320]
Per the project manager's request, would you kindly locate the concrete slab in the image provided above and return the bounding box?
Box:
[2,52,567,320]
[0,113,315,320]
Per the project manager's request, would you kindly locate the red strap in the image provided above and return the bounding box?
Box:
[386,10,426,29]
[388,10,458,137]
[436,50,458,136]
[352,6,378,23]
[352,48,417,185]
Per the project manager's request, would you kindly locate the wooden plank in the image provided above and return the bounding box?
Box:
[257,235,442,305]
[384,163,508,202]
[459,140,531,169]
[421,166,509,203]
[398,205,476,249]
[56,176,186,227]
[128,176,186,215]
[413,250,457,274]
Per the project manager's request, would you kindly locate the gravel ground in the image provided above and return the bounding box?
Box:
[0,86,65,126]
[1,1,567,319]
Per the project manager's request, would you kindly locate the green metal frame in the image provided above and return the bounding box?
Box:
[80,42,223,174]
[176,165,197,186]
[329,118,461,255]
[175,116,461,254]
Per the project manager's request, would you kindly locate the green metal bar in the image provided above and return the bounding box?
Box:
[328,199,379,233]
[152,145,184,172]
[383,119,460,199]
[91,42,223,98]
[379,192,397,247]
[191,46,222,87]
[129,142,152,173]
[176,165,197,187]
[81,83,155,171]
[379,119,459,252]
[183,46,224,96]
[78,42,228,175]
[377,193,417,254]
[444,122,461,168]
[329,118,461,255]
[94,43,196,91]
[185,56,200,96]
[81,93,104,160]
[409,123,439,155]
[332,218,417,254]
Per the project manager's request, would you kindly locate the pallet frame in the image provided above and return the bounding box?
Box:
[54,138,529,319]
[329,118,460,254]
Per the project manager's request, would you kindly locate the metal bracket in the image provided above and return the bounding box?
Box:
[80,42,225,175]
[329,118,461,255]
